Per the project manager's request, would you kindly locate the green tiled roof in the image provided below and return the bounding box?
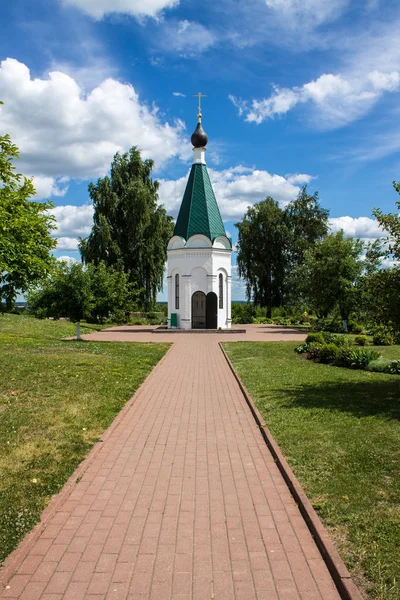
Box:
[173,164,227,242]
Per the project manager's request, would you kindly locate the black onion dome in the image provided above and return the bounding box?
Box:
[191,121,208,148]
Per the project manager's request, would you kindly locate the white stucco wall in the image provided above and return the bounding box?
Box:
[167,238,232,329]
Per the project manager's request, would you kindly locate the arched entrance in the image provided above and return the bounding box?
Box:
[192,291,206,329]
[206,292,218,329]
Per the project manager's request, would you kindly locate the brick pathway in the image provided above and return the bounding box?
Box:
[0,331,341,600]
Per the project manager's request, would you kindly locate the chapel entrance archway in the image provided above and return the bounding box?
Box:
[206,292,218,329]
[192,291,206,329]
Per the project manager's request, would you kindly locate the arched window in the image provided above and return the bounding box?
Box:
[219,274,223,309]
[175,274,180,309]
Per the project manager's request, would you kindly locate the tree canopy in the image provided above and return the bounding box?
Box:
[0,107,56,309]
[79,148,173,310]
[298,231,364,330]
[236,197,286,318]
[235,187,329,317]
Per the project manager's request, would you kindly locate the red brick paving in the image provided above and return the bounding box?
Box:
[0,327,342,599]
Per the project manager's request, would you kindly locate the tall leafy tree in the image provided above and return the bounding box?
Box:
[371,180,400,261]
[284,186,330,266]
[0,103,56,309]
[235,188,329,316]
[299,231,364,331]
[236,198,287,318]
[79,148,173,310]
[360,182,400,334]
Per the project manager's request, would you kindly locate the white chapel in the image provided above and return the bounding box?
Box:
[167,103,232,329]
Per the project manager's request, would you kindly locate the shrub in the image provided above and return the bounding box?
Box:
[231,303,256,324]
[273,317,291,326]
[307,342,322,360]
[321,331,336,344]
[348,321,364,334]
[333,334,351,347]
[306,333,325,345]
[355,335,367,346]
[372,328,396,346]
[336,347,381,370]
[319,344,339,364]
[367,359,391,373]
[294,343,309,354]
[388,360,400,374]
[367,359,400,375]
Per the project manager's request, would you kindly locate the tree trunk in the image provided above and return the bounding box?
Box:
[342,319,348,333]
[266,305,272,319]
[76,321,81,340]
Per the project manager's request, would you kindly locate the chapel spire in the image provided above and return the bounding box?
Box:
[173,96,227,243]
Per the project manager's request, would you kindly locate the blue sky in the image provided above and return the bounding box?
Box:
[1,0,400,299]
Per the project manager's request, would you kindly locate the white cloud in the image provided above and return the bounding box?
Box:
[173,92,186,97]
[61,0,179,20]
[231,70,400,129]
[56,237,80,251]
[329,216,384,239]
[57,255,80,264]
[51,204,94,238]
[0,58,188,183]
[33,176,70,199]
[159,165,312,220]
[286,173,316,185]
[159,20,216,56]
[265,0,348,31]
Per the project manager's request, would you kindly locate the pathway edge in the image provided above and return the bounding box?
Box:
[219,341,364,600]
[0,342,174,591]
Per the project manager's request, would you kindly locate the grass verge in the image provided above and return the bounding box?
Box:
[223,341,400,600]
[0,314,169,564]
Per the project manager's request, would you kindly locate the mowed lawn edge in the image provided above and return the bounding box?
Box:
[0,314,170,565]
[223,341,400,600]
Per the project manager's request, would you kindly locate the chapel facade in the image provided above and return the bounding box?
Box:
[167,108,232,329]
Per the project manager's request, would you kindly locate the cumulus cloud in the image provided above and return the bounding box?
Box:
[49,204,94,256]
[33,176,70,199]
[0,58,188,187]
[329,216,384,239]
[230,70,400,128]
[51,204,94,238]
[61,0,179,20]
[286,173,316,185]
[173,92,186,97]
[159,165,312,220]
[56,237,80,251]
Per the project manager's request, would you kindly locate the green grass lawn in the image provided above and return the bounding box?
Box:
[223,341,400,600]
[0,314,169,564]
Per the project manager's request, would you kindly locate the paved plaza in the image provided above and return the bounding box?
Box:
[0,326,344,599]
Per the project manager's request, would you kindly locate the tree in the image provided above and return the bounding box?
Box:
[372,180,400,262]
[283,187,330,309]
[235,188,329,317]
[28,261,137,338]
[236,198,287,318]
[79,148,173,310]
[361,268,400,335]
[299,231,364,331]
[0,106,56,309]
[359,183,400,335]
[284,186,330,267]
[86,261,137,323]
[28,262,93,339]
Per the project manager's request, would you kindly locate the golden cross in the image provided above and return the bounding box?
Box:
[193,92,207,115]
